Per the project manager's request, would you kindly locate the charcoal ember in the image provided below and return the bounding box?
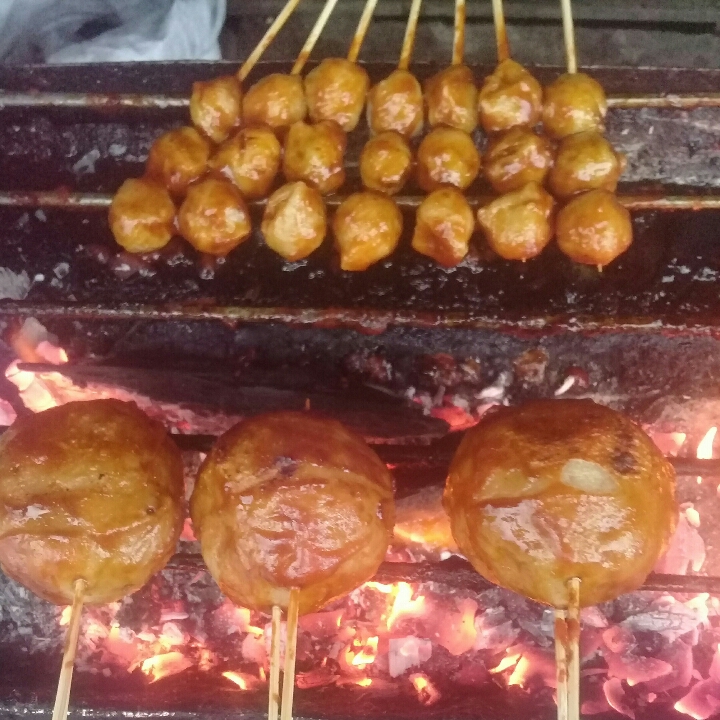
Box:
[645,639,693,693]
[602,649,672,686]
[296,667,339,689]
[451,657,490,686]
[603,677,636,718]
[342,350,394,385]
[675,678,720,720]
[655,514,707,575]
[603,625,636,654]
[581,676,612,715]
[415,354,465,389]
[513,348,549,385]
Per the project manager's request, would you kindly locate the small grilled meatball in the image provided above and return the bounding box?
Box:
[424,65,478,133]
[283,120,347,195]
[243,74,307,130]
[146,126,210,197]
[304,58,370,131]
[543,73,607,139]
[367,69,424,138]
[209,125,282,200]
[261,181,327,261]
[549,131,626,199]
[360,131,413,195]
[484,127,554,194]
[412,187,474,267]
[333,192,403,271]
[556,189,632,267]
[190,75,242,144]
[477,182,554,261]
[478,59,543,134]
[178,178,251,256]
[416,127,480,192]
[109,178,176,253]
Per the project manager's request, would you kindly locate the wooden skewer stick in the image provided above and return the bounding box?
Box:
[291,0,341,75]
[52,579,87,720]
[491,0,510,62]
[280,589,300,720]
[268,605,282,720]
[398,0,423,71]
[554,608,569,720]
[238,0,305,81]
[451,0,466,66]
[347,0,380,63]
[567,578,581,720]
[560,0,578,73]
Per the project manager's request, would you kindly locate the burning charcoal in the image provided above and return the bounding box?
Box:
[296,667,339,689]
[452,659,490,687]
[603,625,636,655]
[621,596,706,644]
[507,646,557,690]
[603,677,636,719]
[513,348,549,385]
[645,639,693,693]
[603,649,672,686]
[416,353,464,389]
[388,636,432,678]
[581,678,613,716]
[675,678,720,720]
[655,514,707,575]
[298,610,344,639]
[430,598,477,656]
[241,632,266,666]
[342,350,394,385]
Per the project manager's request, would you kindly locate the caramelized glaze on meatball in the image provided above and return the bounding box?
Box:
[477,182,554,261]
[543,73,607,139]
[190,411,395,615]
[109,178,176,253]
[178,178,251,256]
[0,399,184,605]
[412,187,474,267]
[367,69,424,138]
[478,59,543,134]
[283,120,347,195]
[190,75,242,144]
[556,189,632,267]
[484,127,554,194]
[243,74,307,130]
[333,191,403,271]
[416,127,481,192]
[146,126,210,197]
[444,399,677,608]
[304,58,370,131]
[360,131,413,196]
[424,65,478,133]
[261,181,327,261]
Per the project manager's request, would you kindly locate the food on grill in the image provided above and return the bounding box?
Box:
[189,75,243,144]
[209,125,282,200]
[283,120,347,195]
[261,181,327,261]
[146,126,210,197]
[483,127,554,194]
[556,189,632,267]
[366,69,424,138]
[549,131,626,198]
[178,178,252,256]
[412,187,474,267]
[109,178,176,253]
[542,72,607,139]
[444,399,677,608]
[359,131,413,196]
[476,182,554,261]
[0,399,184,606]
[477,59,543,134]
[416,127,481,192]
[242,73,307,130]
[333,191,403,271]
[424,64,478,133]
[190,411,395,615]
[304,58,370,131]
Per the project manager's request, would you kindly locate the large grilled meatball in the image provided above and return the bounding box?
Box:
[146,126,210,197]
[367,69,424,138]
[556,189,632,267]
[484,127,554,194]
[444,400,677,608]
[424,65,478,133]
[0,400,184,606]
[190,75,242,144]
[191,411,395,615]
[416,127,480,192]
[242,74,307,130]
[304,58,370,132]
[359,132,413,196]
[543,73,607,140]
[109,178,176,253]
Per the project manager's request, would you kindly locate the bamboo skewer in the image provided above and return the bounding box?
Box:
[452,0,466,66]
[347,0,380,63]
[52,579,86,720]
[560,0,578,73]
[291,0,341,75]
[398,0,423,71]
[567,578,581,720]
[268,605,282,720]
[554,608,569,720]
[491,0,510,62]
[280,589,300,720]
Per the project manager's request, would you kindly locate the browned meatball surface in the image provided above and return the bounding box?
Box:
[416,127,480,192]
[543,73,607,140]
[243,74,307,130]
[367,69,424,138]
[424,65,478,133]
[146,126,210,197]
[190,75,242,144]
[484,127,554,194]
[360,132,413,195]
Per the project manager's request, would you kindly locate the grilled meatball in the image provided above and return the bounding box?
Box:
[243,74,307,130]
[478,59,543,134]
[549,131,626,199]
[261,181,327,261]
[543,73,607,139]
[304,58,370,131]
[476,182,554,261]
[190,75,242,144]
[209,125,282,200]
[556,189,632,267]
[416,127,480,193]
[360,131,413,196]
[412,187,474,267]
[191,411,395,615]
[109,178,176,253]
[333,191,403,271]
[424,65,478,133]
[178,178,252,256]
[146,126,210,197]
[484,127,554,194]
[444,399,677,608]
[283,120,347,195]
[366,69,424,138]
[0,400,184,606]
